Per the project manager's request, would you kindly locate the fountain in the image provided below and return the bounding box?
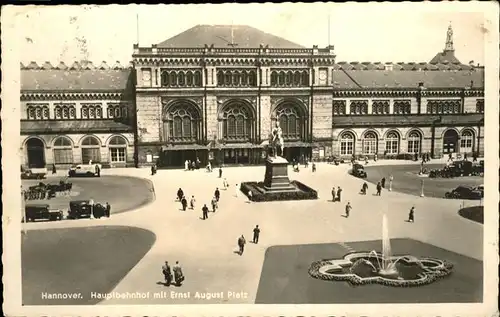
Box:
[308,214,454,287]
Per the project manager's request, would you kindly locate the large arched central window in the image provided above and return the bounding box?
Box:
[407,131,421,154]
[340,132,355,155]
[362,131,378,154]
[163,103,200,142]
[109,135,127,163]
[385,131,400,154]
[53,136,73,164]
[275,103,303,140]
[460,130,474,154]
[221,103,253,141]
[81,135,101,163]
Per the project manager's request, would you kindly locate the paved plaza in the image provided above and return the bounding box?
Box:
[21,160,484,305]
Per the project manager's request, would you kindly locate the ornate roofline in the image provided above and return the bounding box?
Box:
[21,60,134,71]
[332,88,484,98]
[20,91,127,101]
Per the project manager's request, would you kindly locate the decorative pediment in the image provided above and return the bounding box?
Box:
[20,92,124,101]
[161,97,204,115]
[270,96,310,114]
[216,96,257,108]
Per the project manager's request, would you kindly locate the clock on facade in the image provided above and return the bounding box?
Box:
[319,71,327,81]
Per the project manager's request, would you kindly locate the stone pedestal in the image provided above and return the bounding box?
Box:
[263,156,296,192]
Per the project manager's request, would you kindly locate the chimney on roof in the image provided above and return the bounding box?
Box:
[113,61,122,69]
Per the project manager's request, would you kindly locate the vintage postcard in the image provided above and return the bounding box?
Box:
[2,2,499,316]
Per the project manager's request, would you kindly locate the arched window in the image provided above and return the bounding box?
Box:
[301,71,309,86]
[460,130,474,154]
[81,107,89,119]
[249,70,257,87]
[221,103,253,141]
[161,71,169,87]
[186,71,193,87]
[340,132,355,155]
[233,71,240,86]
[362,131,378,154]
[224,71,232,86]
[109,135,127,163]
[54,106,62,119]
[194,71,202,87]
[270,71,278,87]
[169,72,176,87]
[241,71,248,87]
[293,72,301,86]
[276,104,302,140]
[178,72,185,86]
[96,106,102,118]
[217,71,224,87]
[385,131,400,155]
[407,131,421,154]
[285,71,293,86]
[278,71,285,86]
[27,104,50,120]
[81,136,101,163]
[53,136,73,164]
[164,103,200,142]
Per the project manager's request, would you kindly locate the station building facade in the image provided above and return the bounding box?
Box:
[20,24,485,168]
[20,61,136,168]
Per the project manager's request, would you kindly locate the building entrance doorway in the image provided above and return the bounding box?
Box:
[26,138,46,168]
[443,130,459,154]
[222,148,250,165]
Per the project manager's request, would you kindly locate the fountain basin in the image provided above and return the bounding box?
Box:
[310,251,453,287]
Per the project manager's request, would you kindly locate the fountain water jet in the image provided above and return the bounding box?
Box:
[378,214,399,278]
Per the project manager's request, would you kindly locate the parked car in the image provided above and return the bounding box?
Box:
[21,166,47,180]
[445,185,483,200]
[23,204,63,222]
[67,200,107,219]
[351,163,367,178]
[68,163,101,177]
[328,155,344,165]
[67,200,93,219]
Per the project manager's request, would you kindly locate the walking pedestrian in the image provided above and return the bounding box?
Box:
[336,186,343,202]
[162,261,172,286]
[52,164,57,175]
[331,186,336,202]
[361,182,368,195]
[223,178,228,190]
[312,162,316,173]
[185,160,189,171]
[237,235,246,255]
[172,261,184,286]
[408,206,415,223]
[389,175,394,191]
[376,182,382,196]
[219,167,223,178]
[211,196,218,212]
[214,187,220,202]
[252,225,260,244]
[202,204,209,220]
[190,195,196,210]
[181,196,188,211]
[177,188,184,201]
[381,177,386,188]
[105,202,111,217]
[345,202,352,218]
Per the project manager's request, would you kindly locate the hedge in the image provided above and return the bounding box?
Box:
[240,181,318,202]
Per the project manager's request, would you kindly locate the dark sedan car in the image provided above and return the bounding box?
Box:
[24,204,63,222]
[445,185,483,200]
[351,163,367,178]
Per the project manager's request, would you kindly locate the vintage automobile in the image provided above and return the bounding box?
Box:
[328,155,345,165]
[68,163,102,177]
[471,160,484,176]
[445,185,483,200]
[67,200,107,219]
[351,163,367,178]
[21,166,47,180]
[23,204,63,222]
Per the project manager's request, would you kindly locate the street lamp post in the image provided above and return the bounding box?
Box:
[420,179,425,197]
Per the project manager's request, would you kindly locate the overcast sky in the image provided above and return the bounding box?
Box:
[11,3,491,66]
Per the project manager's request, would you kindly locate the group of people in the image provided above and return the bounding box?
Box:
[237,225,261,256]
[175,187,225,219]
[331,186,343,202]
[161,261,184,286]
[185,158,202,171]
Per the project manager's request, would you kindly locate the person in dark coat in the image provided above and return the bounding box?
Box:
[214,188,220,202]
[361,182,368,195]
[219,167,223,178]
[202,204,209,220]
[162,261,172,286]
[312,162,316,173]
[105,202,111,217]
[172,261,184,286]
[472,152,478,162]
[331,186,336,202]
[408,206,415,223]
[177,188,184,201]
[95,164,101,177]
[381,177,386,188]
[336,186,343,202]
[52,164,57,174]
[237,235,246,255]
[345,202,352,218]
[376,182,382,196]
[252,225,260,244]
[181,196,188,211]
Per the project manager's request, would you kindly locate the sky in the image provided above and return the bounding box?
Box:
[8,3,492,66]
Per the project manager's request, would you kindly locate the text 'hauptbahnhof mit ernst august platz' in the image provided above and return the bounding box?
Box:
[20,24,485,169]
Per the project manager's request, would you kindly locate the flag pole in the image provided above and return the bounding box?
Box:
[328,14,331,47]
[136,13,140,45]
